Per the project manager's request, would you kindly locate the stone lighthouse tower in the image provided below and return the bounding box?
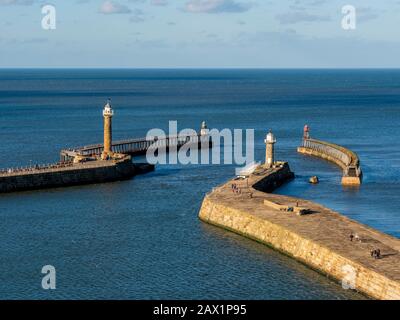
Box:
[264,129,276,168]
[102,99,114,160]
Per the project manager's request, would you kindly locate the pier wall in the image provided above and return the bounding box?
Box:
[297,138,362,186]
[252,163,294,192]
[199,165,400,300]
[200,198,400,300]
[0,159,153,193]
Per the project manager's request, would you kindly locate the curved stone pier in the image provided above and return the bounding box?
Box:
[297,138,362,186]
[199,163,400,300]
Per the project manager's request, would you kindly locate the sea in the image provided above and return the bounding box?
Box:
[1,69,399,300]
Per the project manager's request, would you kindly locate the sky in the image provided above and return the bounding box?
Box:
[1,0,400,68]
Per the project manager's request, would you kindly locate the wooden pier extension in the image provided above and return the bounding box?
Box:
[297,138,362,186]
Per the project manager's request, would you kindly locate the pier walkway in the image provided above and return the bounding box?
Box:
[199,164,400,300]
[297,138,362,185]
[0,162,74,177]
[60,134,210,162]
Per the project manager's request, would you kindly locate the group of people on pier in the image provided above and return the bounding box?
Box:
[350,233,382,259]
[231,183,242,195]
[371,249,382,259]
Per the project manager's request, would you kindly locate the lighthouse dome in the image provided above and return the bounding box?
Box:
[103,99,114,117]
[266,130,276,143]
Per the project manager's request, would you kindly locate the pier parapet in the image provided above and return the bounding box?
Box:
[297,134,362,186]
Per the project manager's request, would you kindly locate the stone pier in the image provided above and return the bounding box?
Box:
[199,163,400,300]
[297,138,362,186]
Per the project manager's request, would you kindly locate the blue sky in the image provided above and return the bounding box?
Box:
[1,0,400,68]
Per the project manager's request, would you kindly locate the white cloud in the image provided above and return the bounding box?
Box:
[184,0,252,14]
[129,8,146,23]
[99,1,131,14]
[275,11,331,24]
[151,0,168,6]
[0,0,35,5]
[357,7,380,23]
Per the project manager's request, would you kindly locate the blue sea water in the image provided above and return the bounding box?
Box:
[1,69,399,300]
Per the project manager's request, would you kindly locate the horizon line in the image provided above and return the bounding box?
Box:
[1,67,400,70]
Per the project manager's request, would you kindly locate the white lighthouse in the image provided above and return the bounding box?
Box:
[264,130,276,168]
[200,121,208,136]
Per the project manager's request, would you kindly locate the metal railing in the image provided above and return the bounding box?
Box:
[60,134,209,162]
[301,138,361,177]
[0,162,74,177]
